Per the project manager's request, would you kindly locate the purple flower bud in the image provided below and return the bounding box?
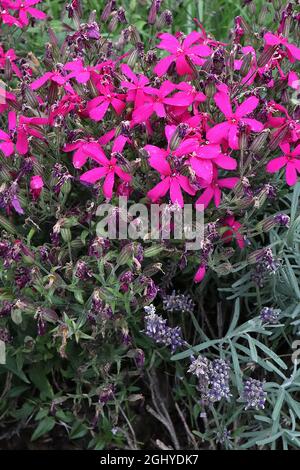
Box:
[241,378,267,410]
[260,307,280,324]
[143,305,185,353]
[274,213,290,227]
[188,356,231,403]
[162,290,195,314]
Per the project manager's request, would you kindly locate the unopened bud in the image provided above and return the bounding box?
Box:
[117,244,134,265]
[4,58,12,81]
[240,52,253,77]
[249,129,270,154]
[169,123,189,151]
[24,85,39,108]
[257,46,277,67]
[156,10,173,29]
[269,126,289,151]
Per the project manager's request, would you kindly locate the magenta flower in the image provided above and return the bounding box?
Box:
[87,83,126,121]
[265,102,300,143]
[146,148,196,207]
[8,111,47,155]
[49,91,83,125]
[195,168,239,210]
[266,142,300,186]
[64,59,104,84]
[0,3,22,27]
[80,153,132,199]
[194,264,206,283]
[0,113,15,157]
[30,69,69,91]
[0,89,16,115]
[79,137,131,199]
[64,140,105,169]
[0,46,21,78]
[6,0,46,27]
[121,64,150,108]
[30,175,43,200]
[234,46,274,87]
[154,31,211,77]
[222,215,245,249]
[207,92,263,149]
[264,32,300,62]
[185,139,237,183]
[132,80,192,123]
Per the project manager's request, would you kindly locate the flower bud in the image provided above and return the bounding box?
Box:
[204,79,216,99]
[117,244,134,266]
[169,123,189,151]
[240,52,253,77]
[257,46,277,67]
[4,58,12,81]
[61,228,72,243]
[144,245,164,258]
[156,10,173,30]
[249,129,270,154]
[269,126,289,150]
[24,85,39,109]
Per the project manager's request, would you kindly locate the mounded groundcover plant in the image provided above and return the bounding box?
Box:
[0,0,300,450]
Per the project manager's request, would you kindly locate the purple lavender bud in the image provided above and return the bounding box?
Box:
[260,307,280,324]
[143,305,185,353]
[162,290,195,314]
[188,355,210,380]
[188,355,231,403]
[274,213,290,227]
[207,359,231,403]
[241,378,267,410]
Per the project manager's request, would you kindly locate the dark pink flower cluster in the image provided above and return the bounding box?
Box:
[0,0,46,28]
[1,12,300,283]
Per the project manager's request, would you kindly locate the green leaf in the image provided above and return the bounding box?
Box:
[226,298,240,336]
[272,389,285,421]
[31,417,55,441]
[1,355,29,383]
[28,366,53,399]
[0,340,5,365]
[229,340,243,392]
[251,339,288,370]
